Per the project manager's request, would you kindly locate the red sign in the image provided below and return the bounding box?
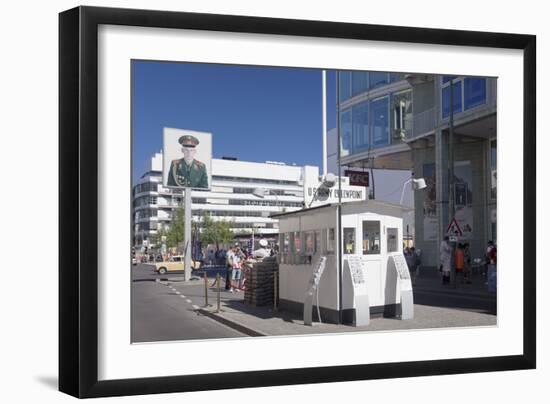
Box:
[446,218,463,237]
[345,170,369,187]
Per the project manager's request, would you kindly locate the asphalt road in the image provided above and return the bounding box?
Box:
[132,265,245,342]
[132,263,226,281]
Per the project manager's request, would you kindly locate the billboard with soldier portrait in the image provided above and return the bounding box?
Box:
[162,128,212,190]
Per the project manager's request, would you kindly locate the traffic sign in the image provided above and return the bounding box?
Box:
[446,218,463,237]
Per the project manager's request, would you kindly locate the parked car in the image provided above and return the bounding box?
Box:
[153,255,201,274]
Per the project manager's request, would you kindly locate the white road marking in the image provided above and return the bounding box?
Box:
[186,299,192,303]
[175,291,180,295]
[192,305,199,310]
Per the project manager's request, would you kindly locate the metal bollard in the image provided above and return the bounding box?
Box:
[273,271,278,313]
[216,273,221,313]
[204,271,209,307]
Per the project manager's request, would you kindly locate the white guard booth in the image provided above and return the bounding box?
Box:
[274,200,413,325]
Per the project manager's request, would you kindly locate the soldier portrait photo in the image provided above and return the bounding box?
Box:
[163,128,212,190]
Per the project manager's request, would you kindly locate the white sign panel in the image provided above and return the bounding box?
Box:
[308,256,327,289]
[303,166,366,207]
[391,254,411,282]
[347,255,365,285]
[162,128,212,190]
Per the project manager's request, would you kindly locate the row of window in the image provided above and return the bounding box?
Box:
[212,175,299,186]
[441,76,487,118]
[134,181,302,198]
[339,71,407,102]
[340,90,412,156]
[135,195,302,209]
[228,199,303,208]
[133,182,159,195]
[278,221,399,265]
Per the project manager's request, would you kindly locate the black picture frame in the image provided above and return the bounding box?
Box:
[59,6,536,399]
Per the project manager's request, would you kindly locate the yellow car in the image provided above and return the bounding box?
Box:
[153,255,201,274]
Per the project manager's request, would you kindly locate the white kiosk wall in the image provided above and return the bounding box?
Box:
[276,200,411,324]
[278,206,340,320]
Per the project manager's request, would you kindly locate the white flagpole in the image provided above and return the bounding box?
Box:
[322,70,327,176]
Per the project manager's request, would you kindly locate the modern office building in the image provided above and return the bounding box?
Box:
[336,71,497,266]
[327,127,414,243]
[133,152,307,249]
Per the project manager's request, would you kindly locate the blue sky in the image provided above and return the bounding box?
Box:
[132,61,336,182]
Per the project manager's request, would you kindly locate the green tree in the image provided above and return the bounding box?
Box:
[167,207,185,249]
[198,212,235,251]
[150,226,168,247]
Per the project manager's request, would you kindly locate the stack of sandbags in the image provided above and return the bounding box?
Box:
[244,257,279,306]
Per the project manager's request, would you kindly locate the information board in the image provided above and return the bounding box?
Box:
[389,254,414,319]
[304,256,327,326]
[347,255,365,285]
[392,254,411,280]
[308,256,327,289]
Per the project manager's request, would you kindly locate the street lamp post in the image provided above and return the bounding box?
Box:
[400,177,427,205]
[449,80,457,288]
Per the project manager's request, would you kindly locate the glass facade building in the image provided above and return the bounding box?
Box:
[337,71,497,266]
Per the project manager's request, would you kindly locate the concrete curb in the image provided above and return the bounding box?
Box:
[197,308,267,337]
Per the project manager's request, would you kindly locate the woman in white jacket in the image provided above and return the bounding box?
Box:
[439,236,451,284]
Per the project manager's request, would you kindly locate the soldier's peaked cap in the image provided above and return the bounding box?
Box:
[178,135,199,147]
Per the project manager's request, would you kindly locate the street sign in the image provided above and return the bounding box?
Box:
[446,217,463,237]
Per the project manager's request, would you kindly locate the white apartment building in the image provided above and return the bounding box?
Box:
[133,152,308,248]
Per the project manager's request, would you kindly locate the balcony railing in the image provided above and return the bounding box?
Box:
[412,107,435,138]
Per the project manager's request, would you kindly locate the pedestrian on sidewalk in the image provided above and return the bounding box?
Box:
[412,247,421,285]
[231,247,243,292]
[440,236,451,285]
[454,243,465,283]
[483,240,496,280]
[404,246,414,274]
[486,241,497,293]
[463,243,472,284]
[225,246,235,291]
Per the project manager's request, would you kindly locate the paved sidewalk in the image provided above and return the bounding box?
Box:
[412,266,496,299]
[198,297,496,337]
[159,268,497,339]
[194,270,495,337]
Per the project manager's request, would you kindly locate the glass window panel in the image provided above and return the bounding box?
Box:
[294,232,302,254]
[442,81,462,118]
[464,77,486,110]
[326,228,335,254]
[339,71,352,102]
[362,221,381,255]
[371,97,390,147]
[491,140,497,200]
[369,72,389,88]
[352,71,369,96]
[305,232,315,255]
[442,75,457,83]
[352,101,369,152]
[343,228,356,255]
[387,228,398,253]
[340,108,352,157]
[315,230,321,254]
[391,90,413,138]
[390,72,406,82]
